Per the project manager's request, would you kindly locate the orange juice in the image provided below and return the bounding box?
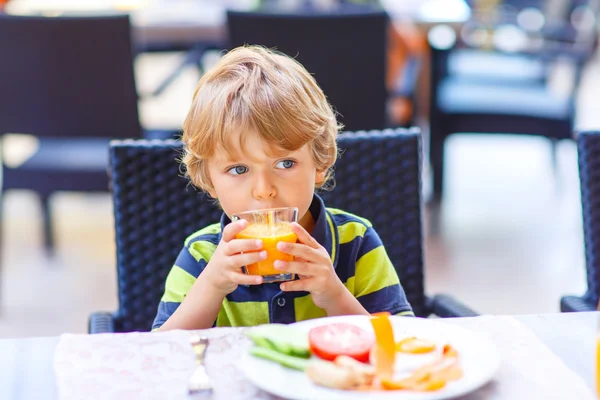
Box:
[236,222,297,278]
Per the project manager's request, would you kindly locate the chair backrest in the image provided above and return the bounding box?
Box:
[319,129,426,316]
[0,15,141,138]
[109,128,425,332]
[576,131,600,305]
[226,9,388,132]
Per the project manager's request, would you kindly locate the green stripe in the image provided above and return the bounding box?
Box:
[188,240,218,263]
[216,298,270,327]
[294,294,327,321]
[343,275,356,295]
[184,223,221,247]
[397,311,415,316]
[160,265,197,303]
[354,246,399,297]
[327,208,372,227]
[337,220,368,245]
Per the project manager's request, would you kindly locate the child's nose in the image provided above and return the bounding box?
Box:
[252,174,277,200]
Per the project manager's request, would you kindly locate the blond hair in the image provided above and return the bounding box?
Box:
[182,45,341,192]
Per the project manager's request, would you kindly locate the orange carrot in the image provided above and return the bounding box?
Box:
[396,337,436,354]
[381,344,462,391]
[369,313,396,381]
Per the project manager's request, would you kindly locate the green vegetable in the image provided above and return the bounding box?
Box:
[250,346,310,371]
[246,324,310,358]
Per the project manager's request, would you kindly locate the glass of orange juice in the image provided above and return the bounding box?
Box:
[232,207,298,283]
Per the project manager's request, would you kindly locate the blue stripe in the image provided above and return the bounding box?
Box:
[174,245,207,277]
[356,284,413,315]
[152,301,181,330]
[226,282,281,303]
[355,227,384,261]
[335,240,359,283]
[187,233,220,247]
[310,196,333,258]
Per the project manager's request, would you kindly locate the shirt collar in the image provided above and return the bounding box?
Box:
[218,193,339,268]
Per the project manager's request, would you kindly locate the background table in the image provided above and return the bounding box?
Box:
[5,0,471,50]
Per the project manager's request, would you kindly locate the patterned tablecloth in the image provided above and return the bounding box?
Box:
[53,316,595,400]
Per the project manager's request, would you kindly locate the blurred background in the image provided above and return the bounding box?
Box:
[0,0,598,337]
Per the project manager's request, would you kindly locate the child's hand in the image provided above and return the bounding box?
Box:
[202,219,266,295]
[274,222,346,310]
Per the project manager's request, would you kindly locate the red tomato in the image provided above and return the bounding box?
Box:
[308,323,374,362]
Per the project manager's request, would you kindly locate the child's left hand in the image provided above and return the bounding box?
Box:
[274,222,346,310]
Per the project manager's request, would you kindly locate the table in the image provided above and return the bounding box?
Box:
[5,0,237,50]
[0,312,595,399]
[5,0,471,50]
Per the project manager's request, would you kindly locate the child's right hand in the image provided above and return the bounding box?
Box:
[202,219,265,295]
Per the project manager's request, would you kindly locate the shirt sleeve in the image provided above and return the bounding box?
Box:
[151,245,207,330]
[353,226,414,316]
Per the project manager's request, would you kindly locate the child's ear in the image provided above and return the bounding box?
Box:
[315,169,327,185]
[207,187,217,198]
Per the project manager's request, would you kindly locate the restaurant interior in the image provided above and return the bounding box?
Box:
[0,0,599,398]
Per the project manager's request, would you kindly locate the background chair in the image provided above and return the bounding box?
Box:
[428,37,593,203]
[455,0,596,84]
[561,131,600,312]
[0,14,175,253]
[226,9,388,132]
[89,129,477,333]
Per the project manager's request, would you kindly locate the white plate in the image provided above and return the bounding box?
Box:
[239,315,501,400]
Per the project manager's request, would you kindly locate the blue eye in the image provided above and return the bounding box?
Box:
[276,160,296,169]
[227,165,248,175]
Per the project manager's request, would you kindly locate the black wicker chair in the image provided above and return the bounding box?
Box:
[226,9,388,132]
[428,0,596,203]
[561,131,600,312]
[89,129,477,333]
[0,14,177,253]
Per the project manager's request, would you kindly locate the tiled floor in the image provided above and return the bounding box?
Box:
[0,51,597,338]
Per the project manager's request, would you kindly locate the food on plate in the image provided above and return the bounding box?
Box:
[396,336,436,354]
[370,313,463,392]
[308,323,374,362]
[380,345,463,391]
[334,355,375,379]
[305,356,374,390]
[246,323,310,358]
[246,315,464,393]
[249,346,310,371]
[370,313,396,380]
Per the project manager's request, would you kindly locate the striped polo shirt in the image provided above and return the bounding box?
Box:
[152,194,413,329]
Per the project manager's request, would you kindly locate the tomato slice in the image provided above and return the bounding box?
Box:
[308,323,374,362]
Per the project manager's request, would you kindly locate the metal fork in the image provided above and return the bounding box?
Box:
[188,334,213,395]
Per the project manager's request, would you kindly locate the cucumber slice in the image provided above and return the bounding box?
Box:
[249,346,310,371]
[246,324,310,358]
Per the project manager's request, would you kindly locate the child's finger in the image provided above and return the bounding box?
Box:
[225,238,263,255]
[273,260,313,276]
[230,272,263,286]
[276,241,322,262]
[227,251,267,269]
[291,222,321,249]
[221,219,248,242]
[280,277,314,292]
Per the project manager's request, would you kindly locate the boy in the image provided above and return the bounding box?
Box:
[154,46,413,331]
